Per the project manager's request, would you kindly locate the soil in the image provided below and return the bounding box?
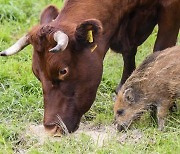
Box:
[27,122,144,147]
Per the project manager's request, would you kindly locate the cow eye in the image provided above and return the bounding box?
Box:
[59,67,68,75]
[60,69,67,75]
[59,67,69,80]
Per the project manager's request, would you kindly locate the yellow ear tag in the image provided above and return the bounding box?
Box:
[87,30,94,43]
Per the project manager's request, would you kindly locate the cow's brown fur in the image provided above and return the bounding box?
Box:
[1,0,180,134]
[114,46,180,131]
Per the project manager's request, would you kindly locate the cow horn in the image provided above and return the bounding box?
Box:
[0,35,30,56]
[49,31,69,53]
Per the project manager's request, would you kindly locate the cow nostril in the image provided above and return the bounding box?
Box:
[117,109,124,116]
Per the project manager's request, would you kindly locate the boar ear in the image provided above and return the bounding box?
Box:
[123,88,135,104]
[75,19,102,46]
[40,5,59,24]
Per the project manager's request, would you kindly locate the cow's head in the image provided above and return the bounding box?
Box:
[0,5,104,135]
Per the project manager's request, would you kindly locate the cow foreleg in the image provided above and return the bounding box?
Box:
[153,3,180,112]
[115,48,137,94]
[153,4,180,52]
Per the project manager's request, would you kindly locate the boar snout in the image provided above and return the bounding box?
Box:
[116,123,129,132]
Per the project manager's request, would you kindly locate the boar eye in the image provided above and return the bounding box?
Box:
[117,109,124,116]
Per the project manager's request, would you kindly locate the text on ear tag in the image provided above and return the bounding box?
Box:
[87,30,93,43]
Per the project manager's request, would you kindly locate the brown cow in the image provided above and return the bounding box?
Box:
[0,0,180,135]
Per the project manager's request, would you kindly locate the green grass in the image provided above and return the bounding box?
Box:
[0,0,180,153]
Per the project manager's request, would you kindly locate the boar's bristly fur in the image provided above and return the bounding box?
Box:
[114,46,180,131]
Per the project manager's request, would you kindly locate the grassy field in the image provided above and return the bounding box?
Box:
[0,0,180,153]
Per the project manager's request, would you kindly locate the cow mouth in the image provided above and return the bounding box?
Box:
[54,114,69,136]
[44,114,69,136]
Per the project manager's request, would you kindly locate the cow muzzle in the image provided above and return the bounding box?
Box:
[44,115,69,136]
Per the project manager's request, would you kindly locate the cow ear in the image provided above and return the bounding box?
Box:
[123,88,135,104]
[40,5,59,24]
[75,19,102,46]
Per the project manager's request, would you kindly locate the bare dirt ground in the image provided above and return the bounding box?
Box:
[27,123,144,147]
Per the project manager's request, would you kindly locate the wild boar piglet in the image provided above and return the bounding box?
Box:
[114,46,180,131]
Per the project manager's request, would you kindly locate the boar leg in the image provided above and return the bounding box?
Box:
[157,104,169,131]
[115,48,137,93]
[150,105,157,125]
